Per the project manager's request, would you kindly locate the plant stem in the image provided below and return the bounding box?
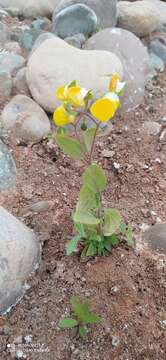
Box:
[89,122,100,164]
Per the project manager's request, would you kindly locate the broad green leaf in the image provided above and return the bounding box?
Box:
[55,134,85,159]
[126,225,134,247]
[103,208,122,236]
[83,313,102,325]
[66,235,81,256]
[76,185,98,213]
[82,164,107,193]
[86,243,97,257]
[74,222,86,237]
[58,318,78,328]
[82,127,96,152]
[79,325,87,337]
[74,211,100,226]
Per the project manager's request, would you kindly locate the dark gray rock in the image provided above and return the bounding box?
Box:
[52,3,98,39]
[149,51,164,71]
[149,38,166,64]
[53,0,117,28]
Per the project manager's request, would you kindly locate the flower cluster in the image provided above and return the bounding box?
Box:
[53,74,125,127]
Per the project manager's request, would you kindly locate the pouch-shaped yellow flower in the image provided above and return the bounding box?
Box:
[53,106,75,127]
[67,86,88,107]
[90,98,118,122]
[56,86,68,101]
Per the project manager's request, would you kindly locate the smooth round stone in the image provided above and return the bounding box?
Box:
[31,18,51,31]
[4,41,22,55]
[0,21,10,44]
[117,1,161,37]
[53,0,117,28]
[0,52,25,74]
[22,28,43,51]
[26,37,123,112]
[0,140,16,191]
[85,27,152,112]
[0,206,40,314]
[29,32,55,55]
[1,95,51,143]
[14,67,30,95]
[52,3,98,39]
[0,0,60,18]
[149,38,166,64]
[149,52,164,71]
[0,71,12,102]
[143,224,166,254]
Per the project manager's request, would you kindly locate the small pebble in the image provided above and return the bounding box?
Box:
[112,336,120,347]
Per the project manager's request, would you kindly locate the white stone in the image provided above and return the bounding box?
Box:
[0,0,60,18]
[1,95,51,143]
[0,206,40,314]
[117,1,161,37]
[26,37,123,112]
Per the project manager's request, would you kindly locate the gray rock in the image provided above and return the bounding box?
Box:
[14,67,29,95]
[0,71,12,102]
[142,121,161,136]
[22,28,43,51]
[65,33,86,48]
[0,21,10,44]
[0,140,16,191]
[0,52,25,74]
[31,18,51,32]
[53,0,117,29]
[0,0,60,18]
[117,1,161,37]
[85,27,152,112]
[0,8,8,18]
[149,51,164,71]
[143,223,166,253]
[53,3,98,39]
[0,206,40,314]
[30,32,55,55]
[1,95,51,143]
[160,129,166,143]
[149,38,166,64]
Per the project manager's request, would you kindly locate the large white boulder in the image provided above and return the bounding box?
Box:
[0,206,40,314]
[117,1,161,37]
[26,37,123,112]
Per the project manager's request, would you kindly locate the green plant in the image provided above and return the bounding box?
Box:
[52,75,133,257]
[67,164,133,257]
[58,296,101,337]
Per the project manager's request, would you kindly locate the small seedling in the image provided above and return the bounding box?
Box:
[58,296,102,337]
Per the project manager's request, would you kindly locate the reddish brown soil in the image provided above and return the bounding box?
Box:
[0,71,166,359]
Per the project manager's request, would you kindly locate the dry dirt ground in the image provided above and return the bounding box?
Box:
[0,71,166,359]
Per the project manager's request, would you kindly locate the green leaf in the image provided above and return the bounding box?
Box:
[68,80,77,88]
[82,127,96,152]
[82,164,107,193]
[74,222,86,237]
[83,313,102,325]
[70,296,88,322]
[108,234,119,246]
[58,318,78,328]
[55,134,85,159]
[120,222,127,236]
[74,211,100,226]
[103,208,122,236]
[56,127,66,135]
[66,235,81,256]
[76,185,98,213]
[126,225,134,247]
[79,325,87,337]
[86,243,97,257]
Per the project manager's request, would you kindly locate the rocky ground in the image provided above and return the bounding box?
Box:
[0,0,166,359]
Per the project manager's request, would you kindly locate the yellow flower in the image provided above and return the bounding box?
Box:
[109,73,125,94]
[67,86,88,107]
[56,86,68,101]
[90,93,120,122]
[56,82,88,107]
[53,106,75,127]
